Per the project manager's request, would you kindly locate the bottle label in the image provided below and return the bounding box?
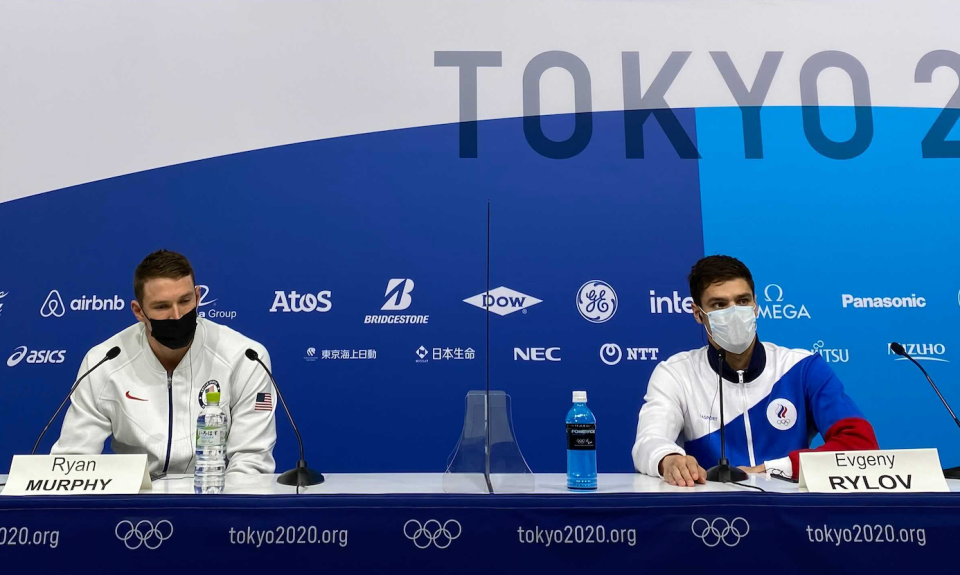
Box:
[196,427,225,447]
[566,423,596,450]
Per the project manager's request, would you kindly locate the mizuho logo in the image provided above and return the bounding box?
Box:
[691,517,749,547]
[7,346,66,367]
[115,520,173,550]
[577,280,617,323]
[269,290,332,313]
[403,519,461,549]
[382,279,414,311]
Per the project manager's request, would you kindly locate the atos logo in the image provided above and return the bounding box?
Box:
[7,346,67,367]
[464,287,542,316]
[513,347,561,362]
[269,290,332,313]
[758,284,810,320]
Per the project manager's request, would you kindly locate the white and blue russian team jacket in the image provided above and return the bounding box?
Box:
[633,341,877,479]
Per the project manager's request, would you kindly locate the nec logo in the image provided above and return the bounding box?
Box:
[513,347,561,362]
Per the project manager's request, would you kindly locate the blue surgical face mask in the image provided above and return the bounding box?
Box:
[700,305,757,354]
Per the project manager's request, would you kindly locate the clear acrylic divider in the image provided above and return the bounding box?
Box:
[443,390,535,494]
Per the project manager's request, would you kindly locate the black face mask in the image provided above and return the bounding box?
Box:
[146,307,198,350]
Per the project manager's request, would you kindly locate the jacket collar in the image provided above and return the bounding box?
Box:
[139,318,207,374]
[706,338,765,383]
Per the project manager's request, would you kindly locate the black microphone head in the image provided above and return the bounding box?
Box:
[245,348,259,361]
[890,342,906,357]
[106,346,121,360]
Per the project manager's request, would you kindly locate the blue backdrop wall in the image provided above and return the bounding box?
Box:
[1,1,959,475]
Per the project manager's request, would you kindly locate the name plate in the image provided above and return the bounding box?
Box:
[1,454,152,496]
[798,448,948,493]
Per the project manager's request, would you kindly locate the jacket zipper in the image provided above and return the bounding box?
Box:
[738,370,756,466]
[162,372,173,473]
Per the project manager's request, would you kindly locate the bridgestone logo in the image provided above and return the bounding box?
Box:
[363,315,429,324]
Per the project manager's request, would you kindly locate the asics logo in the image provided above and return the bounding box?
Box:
[115,520,173,550]
[691,517,749,547]
[403,519,461,549]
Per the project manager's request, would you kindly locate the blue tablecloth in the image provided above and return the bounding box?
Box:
[1,484,957,573]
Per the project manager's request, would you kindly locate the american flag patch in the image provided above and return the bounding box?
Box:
[255,392,273,412]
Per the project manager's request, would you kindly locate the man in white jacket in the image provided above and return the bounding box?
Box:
[52,250,277,476]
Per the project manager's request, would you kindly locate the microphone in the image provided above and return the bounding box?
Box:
[890,342,960,479]
[245,349,324,488]
[32,346,121,455]
[706,347,748,483]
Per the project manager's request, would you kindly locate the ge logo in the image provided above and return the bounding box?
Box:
[403,519,461,549]
[691,517,749,547]
[577,280,617,323]
[600,343,622,366]
[115,520,174,550]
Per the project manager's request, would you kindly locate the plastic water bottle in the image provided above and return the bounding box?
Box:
[566,391,597,490]
[195,391,227,494]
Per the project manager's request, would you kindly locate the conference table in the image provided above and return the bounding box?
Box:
[1,473,957,572]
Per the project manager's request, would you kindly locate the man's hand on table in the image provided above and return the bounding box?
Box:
[658,454,707,487]
[738,464,766,474]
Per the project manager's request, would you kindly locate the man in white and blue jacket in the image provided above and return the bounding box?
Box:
[633,255,878,486]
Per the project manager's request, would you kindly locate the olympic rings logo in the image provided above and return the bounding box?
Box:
[691,517,749,547]
[115,520,174,550]
[403,519,461,549]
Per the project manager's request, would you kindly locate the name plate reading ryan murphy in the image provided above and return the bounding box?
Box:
[1,454,151,496]
[798,448,948,493]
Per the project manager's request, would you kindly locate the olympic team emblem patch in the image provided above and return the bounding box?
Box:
[198,380,221,407]
[766,398,797,430]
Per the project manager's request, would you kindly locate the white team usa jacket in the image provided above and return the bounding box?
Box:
[52,318,277,475]
[633,341,876,479]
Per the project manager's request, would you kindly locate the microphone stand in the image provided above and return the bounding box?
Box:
[706,348,748,483]
[891,342,960,479]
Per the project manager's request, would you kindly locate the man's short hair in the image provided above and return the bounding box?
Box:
[133,250,195,304]
[687,255,755,307]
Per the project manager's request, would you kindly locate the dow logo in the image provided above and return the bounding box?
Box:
[463,287,542,316]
